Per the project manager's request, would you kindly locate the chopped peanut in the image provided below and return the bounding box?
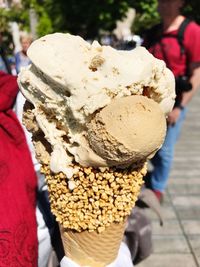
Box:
[41,163,146,233]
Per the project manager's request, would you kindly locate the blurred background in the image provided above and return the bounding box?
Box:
[1,0,200,56]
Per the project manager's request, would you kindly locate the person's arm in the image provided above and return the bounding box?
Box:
[167,64,200,125]
[181,63,200,105]
[167,21,200,125]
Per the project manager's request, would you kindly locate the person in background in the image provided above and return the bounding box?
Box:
[0,71,38,266]
[15,33,32,74]
[0,32,12,74]
[143,0,200,201]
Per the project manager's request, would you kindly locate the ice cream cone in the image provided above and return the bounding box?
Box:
[18,33,175,266]
[40,163,146,266]
[59,220,126,267]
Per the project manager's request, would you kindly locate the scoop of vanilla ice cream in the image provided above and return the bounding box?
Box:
[87,95,166,166]
[18,33,175,177]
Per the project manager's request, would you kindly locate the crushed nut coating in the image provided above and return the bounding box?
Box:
[42,163,146,232]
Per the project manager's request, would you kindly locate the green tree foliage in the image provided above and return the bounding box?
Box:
[131,0,159,34]
[1,0,200,40]
[0,4,30,34]
[0,6,22,53]
[0,8,10,32]
[21,0,131,39]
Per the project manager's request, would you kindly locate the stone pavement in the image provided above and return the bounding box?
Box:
[137,89,200,267]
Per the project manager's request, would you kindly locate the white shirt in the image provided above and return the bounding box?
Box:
[60,242,133,267]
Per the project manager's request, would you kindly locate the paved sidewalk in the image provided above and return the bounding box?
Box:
[138,89,200,267]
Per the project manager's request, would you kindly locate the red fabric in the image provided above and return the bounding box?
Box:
[0,71,38,267]
[148,21,200,77]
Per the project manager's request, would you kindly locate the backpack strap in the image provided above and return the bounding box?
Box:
[177,18,191,55]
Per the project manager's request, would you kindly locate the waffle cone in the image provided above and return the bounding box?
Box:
[60,220,126,267]
[41,163,146,266]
